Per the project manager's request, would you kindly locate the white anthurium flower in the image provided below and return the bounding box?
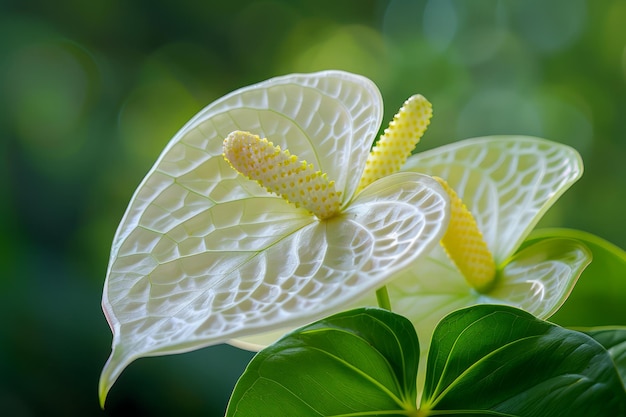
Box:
[99,70,451,405]
[235,136,591,354]
[385,136,591,356]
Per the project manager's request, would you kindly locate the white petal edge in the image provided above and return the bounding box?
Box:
[108,70,384,266]
[401,136,583,263]
[490,237,592,318]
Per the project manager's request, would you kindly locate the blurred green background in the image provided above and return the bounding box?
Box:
[1,0,625,415]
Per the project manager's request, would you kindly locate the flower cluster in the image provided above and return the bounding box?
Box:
[99,71,591,406]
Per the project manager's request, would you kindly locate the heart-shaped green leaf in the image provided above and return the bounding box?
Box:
[225,308,420,416]
[422,304,626,416]
[226,305,626,416]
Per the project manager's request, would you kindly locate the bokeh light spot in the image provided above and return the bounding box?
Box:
[291,24,390,84]
[457,89,542,138]
[423,0,457,51]
[382,0,423,41]
[3,39,98,175]
[510,0,587,52]
[454,25,507,66]
[118,62,201,166]
[533,91,593,152]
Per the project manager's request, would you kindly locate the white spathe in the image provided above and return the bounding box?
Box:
[99,71,450,404]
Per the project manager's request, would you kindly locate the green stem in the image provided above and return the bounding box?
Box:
[376,285,392,311]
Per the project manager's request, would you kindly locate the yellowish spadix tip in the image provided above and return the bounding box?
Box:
[223,131,341,220]
[434,176,496,293]
[357,94,433,192]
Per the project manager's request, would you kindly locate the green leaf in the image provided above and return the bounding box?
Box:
[421,304,626,416]
[523,228,626,326]
[227,305,626,417]
[225,308,420,416]
[583,327,626,389]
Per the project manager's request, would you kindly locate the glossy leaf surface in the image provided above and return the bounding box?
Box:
[227,305,626,416]
[422,305,626,416]
[226,308,420,416]
[584,327,626,389]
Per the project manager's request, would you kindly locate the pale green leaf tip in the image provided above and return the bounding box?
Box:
[98,379,108,409]
[98,359,115,409]
[98,346,131,409]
